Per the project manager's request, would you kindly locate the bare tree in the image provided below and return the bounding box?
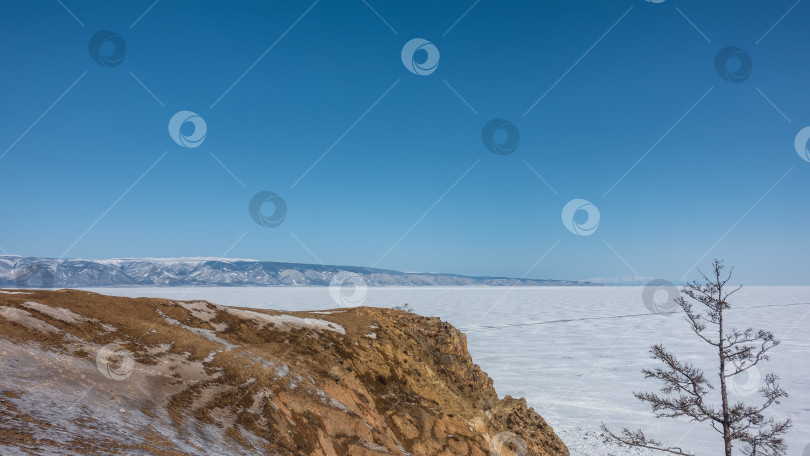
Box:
[602,260,791,456]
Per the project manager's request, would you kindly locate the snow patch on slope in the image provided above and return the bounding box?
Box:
[178,300,220,322]
[22,301,91,324]
[0,306,61,333]
[157,309,238,350]
[227,308,345,334]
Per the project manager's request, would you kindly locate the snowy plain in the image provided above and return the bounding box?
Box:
[81,286,810,456]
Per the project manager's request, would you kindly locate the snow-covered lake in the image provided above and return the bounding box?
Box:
[82,286,810,456]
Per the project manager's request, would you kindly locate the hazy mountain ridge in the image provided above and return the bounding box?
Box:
[0,256,598,288]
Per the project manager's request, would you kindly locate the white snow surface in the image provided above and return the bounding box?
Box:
[0,340,254,455]
[0,306,61,333]
[21,301,90,324]
[80,286,810,456]
[226,308,346,334]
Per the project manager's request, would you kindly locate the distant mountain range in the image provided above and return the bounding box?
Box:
[0,255,599,288]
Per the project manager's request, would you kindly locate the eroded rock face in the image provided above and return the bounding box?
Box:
[0,289,568,456]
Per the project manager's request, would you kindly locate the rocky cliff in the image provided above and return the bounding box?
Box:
[0,289,568,455]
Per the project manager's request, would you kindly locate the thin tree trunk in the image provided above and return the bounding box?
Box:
[718,280,732,456]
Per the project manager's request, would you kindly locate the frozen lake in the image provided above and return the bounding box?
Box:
[82,286,810,456]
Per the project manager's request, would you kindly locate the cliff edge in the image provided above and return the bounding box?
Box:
[0,289,568,455]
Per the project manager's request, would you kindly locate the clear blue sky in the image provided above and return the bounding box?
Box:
[1,0,808,284]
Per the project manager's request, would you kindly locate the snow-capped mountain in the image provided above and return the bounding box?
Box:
[0,255,597,288]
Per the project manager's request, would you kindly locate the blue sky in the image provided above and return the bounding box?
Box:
[1,0,808,284]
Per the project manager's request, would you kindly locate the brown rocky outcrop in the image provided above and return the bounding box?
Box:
[0,289,568,455]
